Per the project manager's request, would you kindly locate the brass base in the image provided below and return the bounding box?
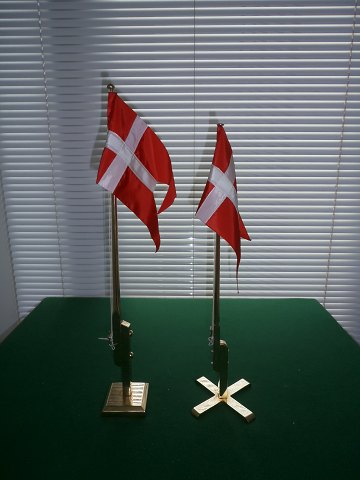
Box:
[102,382,149,415]
[192,376,255,422]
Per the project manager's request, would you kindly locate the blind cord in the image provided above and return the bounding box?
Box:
[192,0,196,298]
[36,0,65,296]
[323,0,358,308]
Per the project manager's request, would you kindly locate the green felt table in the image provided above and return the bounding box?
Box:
[0,297,359,479]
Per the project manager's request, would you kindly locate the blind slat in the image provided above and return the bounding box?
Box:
[1,0,359,343]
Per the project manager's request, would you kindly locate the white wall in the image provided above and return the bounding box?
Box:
[0,184,18,342]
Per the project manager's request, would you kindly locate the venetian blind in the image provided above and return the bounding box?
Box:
[0,0,359,342]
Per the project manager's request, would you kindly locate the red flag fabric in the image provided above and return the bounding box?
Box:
[97,92,176,251]
[195,123,250,271]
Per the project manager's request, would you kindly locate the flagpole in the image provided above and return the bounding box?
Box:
[208,232,229,399]
[192,124,255,421]
[111,192,120,320]
[212,233,220,348]
[212,233,229,397]
[110,192,132,396]
[102,83,148,415]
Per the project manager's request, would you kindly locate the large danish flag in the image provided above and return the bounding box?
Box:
[196,123,250,270]
[96,92,176,251]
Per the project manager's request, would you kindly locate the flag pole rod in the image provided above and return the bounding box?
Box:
[212,233,220,345]
[110,192,133,395]
[212,233,229,396]
[111,193,120,319]
[102,83,148,415]
[212,233,228,397]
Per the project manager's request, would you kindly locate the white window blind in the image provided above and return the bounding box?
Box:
[0,0,359,343]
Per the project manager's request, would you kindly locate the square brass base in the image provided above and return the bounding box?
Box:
[102,382,149,415]
[192,376,255,422]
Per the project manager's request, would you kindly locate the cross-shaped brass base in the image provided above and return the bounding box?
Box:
[192,376,255,422]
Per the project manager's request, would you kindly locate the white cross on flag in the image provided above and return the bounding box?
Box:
[97,92,176,251]
[196,123,251,271]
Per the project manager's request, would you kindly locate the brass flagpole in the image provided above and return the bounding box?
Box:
[102,83,148,415]
[212,233,228,397]
[192,233,255,421]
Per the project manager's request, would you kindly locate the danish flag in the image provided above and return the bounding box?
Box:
[97,92,176,251]
[196,123,251,271]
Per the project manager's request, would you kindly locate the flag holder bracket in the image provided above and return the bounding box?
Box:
[192,376,254,421]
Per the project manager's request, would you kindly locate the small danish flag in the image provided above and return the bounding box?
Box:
[96,91,176,251]
[196,123,251,272]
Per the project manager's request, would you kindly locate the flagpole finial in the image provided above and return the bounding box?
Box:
[217,123,224,127]
[107,83,115,93]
